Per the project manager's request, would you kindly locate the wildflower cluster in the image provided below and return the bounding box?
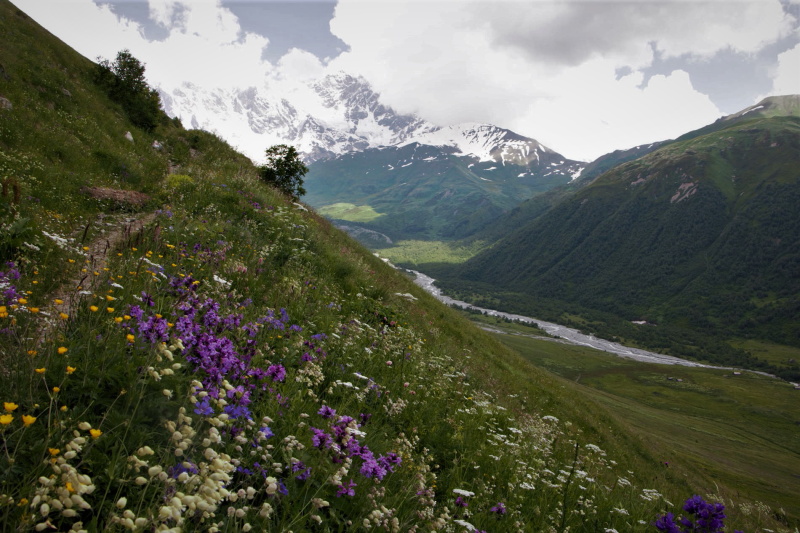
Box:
[654,495,743,533]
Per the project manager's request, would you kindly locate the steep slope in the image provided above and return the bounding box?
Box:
[304,126,583,241]
[449,113,800,371]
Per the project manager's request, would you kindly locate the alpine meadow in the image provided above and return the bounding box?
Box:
[1,2,799,533]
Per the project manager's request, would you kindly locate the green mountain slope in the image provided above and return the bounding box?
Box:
[2,2,797,530]
[304,140,582,242]
[447,113,800,377]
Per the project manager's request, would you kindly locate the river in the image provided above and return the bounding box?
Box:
[410,270,718,368]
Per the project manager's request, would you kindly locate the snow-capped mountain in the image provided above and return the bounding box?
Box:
[159,72,438,163]
[397,123,556,166]
[158,72,576,171]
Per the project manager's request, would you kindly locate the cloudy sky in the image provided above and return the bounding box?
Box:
[11,0,800,161]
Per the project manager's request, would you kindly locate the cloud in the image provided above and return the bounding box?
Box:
[14,0,275,90]
[771,41,800,94]
[328,0,794,159]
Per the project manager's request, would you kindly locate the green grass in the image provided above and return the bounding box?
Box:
[317,202,385,222]
[730,339,800,370]
[376,240,487,265]
[479,317,800,525]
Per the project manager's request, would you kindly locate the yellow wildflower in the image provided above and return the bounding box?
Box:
[34,368,46,374]
[48,448,60,456]
[0,414,13,425]
[89,305,99,312]
[52,387,60,393]
[18,298,27,305]
[0,306,7,318]
[21,415,36,426]
[4,402,18,412]
[106,307,114,313]
[29,307,40,313]
[89,429,102,439]
[60,405,68,412]
[66,366,76,375]
[54,299,63,305]
[126,334,135,343]
[114,316,123,323]
[106,295,115,301]
[59,312,69,320]
[27,350,37,356]
[57,346,68,355]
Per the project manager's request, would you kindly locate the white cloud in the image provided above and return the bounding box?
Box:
[328,0,793,159]
[771,42,800,95]
[13,0,274,91]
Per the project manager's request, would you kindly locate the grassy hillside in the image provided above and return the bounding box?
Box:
[1,2,797,531]
[443,114,800,380]
[304,142,578,242]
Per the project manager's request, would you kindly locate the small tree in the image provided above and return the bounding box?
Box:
[259,144,308,200]
[95,49,163,132]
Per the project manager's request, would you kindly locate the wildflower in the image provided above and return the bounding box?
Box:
[89,305,98,312]
[18,298,27,305]
[337,479,358,497]
[0,414,12,425]
[4,402,18,412]
[106,295,116,301]
[0,306,8,318]
[126,334,135,343]
[54,299,63,305]
[35,368,46,374]
[52,387,60,393]
[48,448,60,456]
[115,317,123,323]
[60,406,68,411]
[89,429,102,438]
[66,366,76,374]
[490,502,507,515]
[22,415,36,426]
[57,347,68,355]
[318,405,336,419]
[59,313,69,320]
[106,307,114,313]
[27,350,37,356]
[29,307,39,313]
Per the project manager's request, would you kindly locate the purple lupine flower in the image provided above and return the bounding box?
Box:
[359,413,372,426]
[490,502,507,515]
[455,496,468,508]
[259,426,274,439]
[318,405,336,419]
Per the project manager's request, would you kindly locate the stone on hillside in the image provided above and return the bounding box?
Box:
[61,88,72,97]
[124,131,134,142]
[0,96,11,110]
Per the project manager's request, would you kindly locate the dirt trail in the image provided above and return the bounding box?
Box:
[50,211,156,327]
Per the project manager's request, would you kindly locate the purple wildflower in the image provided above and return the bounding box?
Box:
[193,398,214,416]
[311,427,332,449]
[266,364,286,382]
[336,479,357,497]
[490,502,507,515]
[318,405,336,419]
